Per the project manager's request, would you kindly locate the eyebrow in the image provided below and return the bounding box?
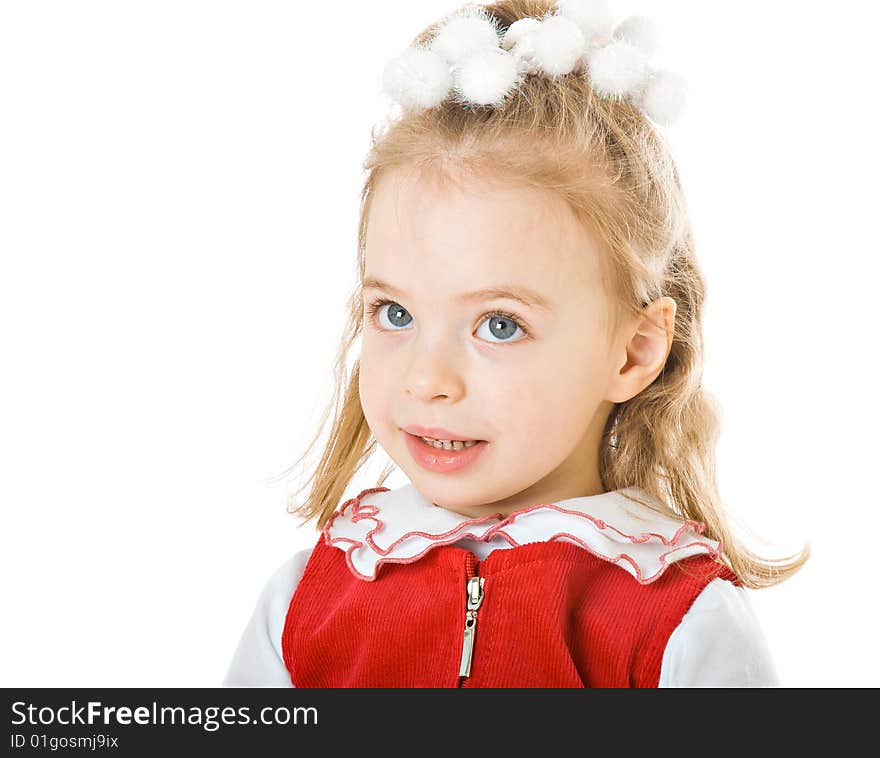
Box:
[362,276,552,311]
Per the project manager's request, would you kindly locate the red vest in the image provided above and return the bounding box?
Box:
[282,532,740,688]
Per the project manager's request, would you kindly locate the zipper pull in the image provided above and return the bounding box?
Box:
[458,575,485,678]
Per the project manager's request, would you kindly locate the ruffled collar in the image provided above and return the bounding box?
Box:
[322,483,723,584]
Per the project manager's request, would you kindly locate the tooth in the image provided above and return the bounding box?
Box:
[420,436,479,450]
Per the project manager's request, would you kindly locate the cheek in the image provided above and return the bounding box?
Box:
[357,349,386,429]
[476,367,549,440]
[484,347,608,441]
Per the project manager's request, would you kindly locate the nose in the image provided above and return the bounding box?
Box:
[402,335,466,402]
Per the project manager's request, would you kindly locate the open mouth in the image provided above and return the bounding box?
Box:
[403,431,489,473]
[413,434,484,451]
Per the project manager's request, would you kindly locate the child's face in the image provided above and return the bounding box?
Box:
[359,164,624,518]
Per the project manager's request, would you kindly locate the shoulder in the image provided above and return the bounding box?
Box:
[221,544,316,687]
[260,547,315,618]
[247,546,317,643]
[659,577,781,687]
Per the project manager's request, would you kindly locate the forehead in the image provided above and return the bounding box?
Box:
[364,164,603,303]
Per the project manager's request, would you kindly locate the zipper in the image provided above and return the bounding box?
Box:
[458,553,484,684]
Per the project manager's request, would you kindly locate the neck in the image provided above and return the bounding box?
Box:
[433,470,607,520]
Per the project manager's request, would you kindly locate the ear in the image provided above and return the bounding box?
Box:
[606,297,677,404]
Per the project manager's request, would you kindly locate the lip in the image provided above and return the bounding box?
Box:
[403,430,489,474]
[402,424,485,442]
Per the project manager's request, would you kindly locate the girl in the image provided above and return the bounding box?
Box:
[223,0,809,688]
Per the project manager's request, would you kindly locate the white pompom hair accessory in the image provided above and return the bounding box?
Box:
[381,0,688,127]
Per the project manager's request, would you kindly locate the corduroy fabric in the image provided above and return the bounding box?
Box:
[282,537,740,688]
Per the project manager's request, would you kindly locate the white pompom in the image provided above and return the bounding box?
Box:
[501,17,542,50]
[453,47,521,106]
[587,40,650,96]
[382,47,452,110]
[638,69,687,125]
[510,42,541,75]
[532,15,586,76]
[503,19,543,75]
[556,0,615,46]
[430,12,500,65]
[613,16,658,57]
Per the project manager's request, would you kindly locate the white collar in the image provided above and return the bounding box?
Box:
[323,483,722,583]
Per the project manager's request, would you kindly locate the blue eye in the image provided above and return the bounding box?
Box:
[475,313,526,343]
[370,299,413,329]
[366,298,528,344]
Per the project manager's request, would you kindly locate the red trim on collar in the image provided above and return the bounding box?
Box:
[322,486,724,584]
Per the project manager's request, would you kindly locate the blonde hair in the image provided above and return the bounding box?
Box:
[277,0,809,589]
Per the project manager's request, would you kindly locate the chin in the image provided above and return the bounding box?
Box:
[412,477,492,508]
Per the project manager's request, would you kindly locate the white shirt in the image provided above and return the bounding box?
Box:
[223,484,780,687]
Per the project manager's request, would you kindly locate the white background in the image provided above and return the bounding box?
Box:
[1,1,877,687]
